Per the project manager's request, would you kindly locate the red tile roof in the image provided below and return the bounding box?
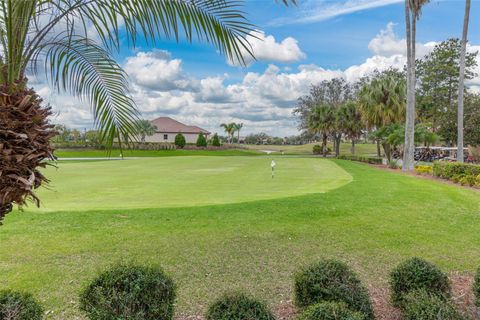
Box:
[150,117,210,134]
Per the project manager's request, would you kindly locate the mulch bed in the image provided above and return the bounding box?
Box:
[175,275,477,320]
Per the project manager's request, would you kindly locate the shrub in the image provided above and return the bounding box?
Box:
[0,290,43,320]
[174,134,186,148]
[388,160,399,169]
[389,258,450,308]
[297,301,365,320]
[476,174,480,187]
[205,292,274,320]
[313,145,322,155]
[337,155,382,165]
[196,133,207,147]
[459,175,476,186]
[211,133,221,147]
[79,264,176,320]
[451,174,464,184]
[402,289,464,320]
[474,267,480,307]
[415,165,433,175]
[433,162,480,180]
[294,259,374,319]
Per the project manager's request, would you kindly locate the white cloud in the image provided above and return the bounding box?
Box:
[32,23,480,137]
[368,22,435,58]
[122,61,344,136]
[230,31,306,66]
[271,0,402,25]
[124,50,198,91]
[344,55,406,81]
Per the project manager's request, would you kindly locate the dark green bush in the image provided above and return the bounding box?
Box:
[433,162,480,180]
[196,133,207,147]
[389,257,450,308]
[402,289,464,320]
[79,264,176,320]
[313,145,322,154]
[174,134,186,148]
[211,133,221,147]
[298,301,365,320]
[205,292,274,320]
[0,290,43,320]
[474,267,480,307]
[337,155,382,165]
[294,259,374,319]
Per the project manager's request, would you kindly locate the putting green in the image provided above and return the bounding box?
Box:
[33,157,352,211]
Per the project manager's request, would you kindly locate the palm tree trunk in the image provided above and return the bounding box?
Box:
[322,133,328,158]
[403,0,416,171]
[457,0,471,163]
[383,142,392,162]
[351,139,356,155]
[376,139,381,157]
[335,134,341,156]
[0,84,56,223]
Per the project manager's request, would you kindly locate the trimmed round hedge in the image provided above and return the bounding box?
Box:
[294,259,374,319]
[79,264,176,320]
[402,289,464,320]
[205,292,275,320]
[196,133,207,147]
[389,257,450,308]
[298,302,365,320]
[0,290,43,320]
[474,267,480,307]
[174,134,186,148]
[211,133,221,147]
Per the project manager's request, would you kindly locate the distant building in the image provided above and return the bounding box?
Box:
[146,117,211,143]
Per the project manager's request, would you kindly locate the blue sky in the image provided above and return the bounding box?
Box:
[156,0,480,79]
[42,0,480,136]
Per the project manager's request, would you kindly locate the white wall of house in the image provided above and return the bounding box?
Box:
[145,132,209,143]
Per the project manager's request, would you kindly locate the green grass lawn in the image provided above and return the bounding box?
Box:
[55,148,261,158]
[246,142,378,156]
[0,157,479,319]
[55,142,377,158]
[36,157,351,211]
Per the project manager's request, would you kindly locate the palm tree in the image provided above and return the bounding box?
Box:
[136,120,157,143]
[220,122,236,143]
[457,0,471,163]
[308,105,336,157]
[358,73,406,160]
[234,123,244,144]
[337,101,363,155]
[403,0,430,171]
[0,0,254,222]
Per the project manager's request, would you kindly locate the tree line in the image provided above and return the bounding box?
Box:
[294,38,480,162]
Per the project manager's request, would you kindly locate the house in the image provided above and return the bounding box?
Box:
[146,117,211,143]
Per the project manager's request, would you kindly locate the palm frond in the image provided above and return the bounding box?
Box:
[36,36,140,147]
[30,0,255,65]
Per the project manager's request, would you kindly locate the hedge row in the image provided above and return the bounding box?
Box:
[337,154,383,164]
[433,161,480,187]
[3,260,480,319]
